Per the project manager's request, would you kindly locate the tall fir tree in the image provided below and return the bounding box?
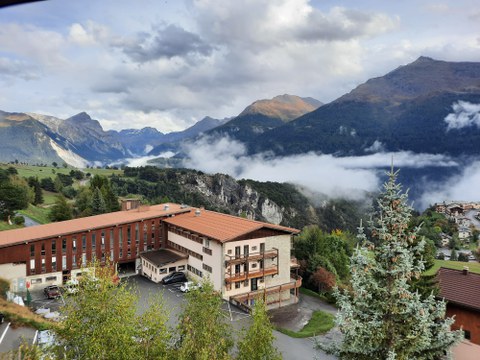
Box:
[318,170,462,360]
[91,187,107,215]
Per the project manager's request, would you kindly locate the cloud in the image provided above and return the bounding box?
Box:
[118,24,214,62]
[419,160,480,208]
[0,57,39,81]
[181,135,457,200]
[444,101,480,130]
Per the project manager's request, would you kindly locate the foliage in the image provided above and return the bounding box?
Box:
[319,171,463,360]
[40,177,55,192]
[0,277,10,299]
[13,215,25,225]
[91,187,107,215]
[48,195,73,222]
[310,267,336,293]
[237,298,281,360]
[176,280,233,360]
[33,180,44,205]
[457,252,469,262]
[412,207,457,246]
[54,263,171,360]
[275,310,335,338]
[0,180,30,221]
[18,204,51,224]
[295,226,352,286]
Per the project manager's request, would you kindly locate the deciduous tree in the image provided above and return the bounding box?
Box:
[237,298,281,360]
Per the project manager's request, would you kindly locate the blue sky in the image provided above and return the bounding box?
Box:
[0,0,479,132]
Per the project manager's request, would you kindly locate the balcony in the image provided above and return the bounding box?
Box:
[290,257,300,269]
[225,248,278,266]
[225,266,278,283]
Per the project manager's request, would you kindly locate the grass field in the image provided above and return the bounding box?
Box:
[0,222,23,231]
[275,310,335,338]
[18,204,51,224]
[424,259,480,276]
[42,190,59,205]
[0,164,123,180]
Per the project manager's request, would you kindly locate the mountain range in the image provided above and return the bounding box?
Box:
[1,57,480,167]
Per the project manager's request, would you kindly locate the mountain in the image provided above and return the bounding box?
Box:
[0,111,87,166]
[203,94,322,144]
[238,94,322,122]
[148,116,228,156]
[250,57,480,156]
[30,112,128,162]
[110,127,165,155]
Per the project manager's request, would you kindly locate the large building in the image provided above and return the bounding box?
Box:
[0,201,301,309]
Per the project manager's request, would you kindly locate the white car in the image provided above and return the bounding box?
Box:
[179,281,201,293]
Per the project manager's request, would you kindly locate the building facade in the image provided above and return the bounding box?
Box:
[0,202,301,309]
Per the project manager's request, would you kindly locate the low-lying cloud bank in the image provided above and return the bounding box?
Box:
[182,136,459,202]
[420,160,480,208]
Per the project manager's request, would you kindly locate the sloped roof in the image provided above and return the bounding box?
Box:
[0,203,189,248]
[437,267,480,311]
[163,209,299,243]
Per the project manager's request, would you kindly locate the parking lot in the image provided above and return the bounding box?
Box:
[1,275,335,359]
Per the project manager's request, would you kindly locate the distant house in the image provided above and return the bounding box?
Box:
[459,227,472,242]
[437,267,480,345]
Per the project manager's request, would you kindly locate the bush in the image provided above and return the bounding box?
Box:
[0,278,10,299]
[13,215,25,225]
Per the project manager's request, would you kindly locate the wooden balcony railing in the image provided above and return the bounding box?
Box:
[225,266,278,283]
[225,248,278,266]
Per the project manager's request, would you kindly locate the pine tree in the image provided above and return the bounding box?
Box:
[237,298,281,360]
[318,170,463,360]
[49,195,72,222]
[33,182,43,205]
[91,187,107,215]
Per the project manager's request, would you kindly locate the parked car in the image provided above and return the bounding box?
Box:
[63,279,79,295]
[179,281,201,293]
[162,272,187,285]
[44,285,61,299]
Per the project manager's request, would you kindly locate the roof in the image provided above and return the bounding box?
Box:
[163,209,299,243]
[0,203,189,248]
[437,267,480,311]
[140,248,187,267]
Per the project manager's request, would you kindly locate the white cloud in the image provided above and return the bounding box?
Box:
[444,101,480,130]
[182,135,457,200]
[420,161,480,208]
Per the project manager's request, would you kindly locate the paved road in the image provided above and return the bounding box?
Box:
[129,275,336,360]
[465,210,480,231]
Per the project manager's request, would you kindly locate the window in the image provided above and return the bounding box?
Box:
[30,245,35,257]
[51,241,56,255]
[62,238,67,253]
[244,245,249,256]
[82,235,86,250]
[202,264,212,273]
[235,282,241,289]
[227,249,232,255]
[252,263,257,269]
[252,246,257,251]
[62,255,67,270]
[41,243,45,256]
[31,278,42,284]
[464,330,471,340]
[160,268,167,274]
[72,238,77,251]
[235,264,241,274]
[52,257,57,271]
[46,276,57,282]
[235,246,241,258]
[30,259,35,271]
[92,234,96,250]
[169,266,176,273]
[244,280,249,286]
[260,243,265,254]
[178,265,185,271]
[204,238,210,248]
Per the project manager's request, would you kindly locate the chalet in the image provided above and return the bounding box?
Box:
[437,267,480,345]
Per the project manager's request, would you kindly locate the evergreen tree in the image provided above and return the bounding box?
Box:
[49,195,73,222]
[318,170,462,360]
[237,298,281,360]
[91,187,107,215]
[101,182,120,212]
[33,181,43,205]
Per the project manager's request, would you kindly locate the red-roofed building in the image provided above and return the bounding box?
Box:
[437,267,480,345]
[0,202,301,309]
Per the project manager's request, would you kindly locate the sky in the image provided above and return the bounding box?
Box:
[1,0,479,133]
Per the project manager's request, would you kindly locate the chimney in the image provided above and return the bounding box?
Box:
[164,204,170,211]
[463,266,469,275]
[195,208,201,217]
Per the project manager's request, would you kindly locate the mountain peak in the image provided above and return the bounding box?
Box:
[238,94,322,122]
[68,112,92,122]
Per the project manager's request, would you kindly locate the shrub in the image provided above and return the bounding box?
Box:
[13,215,25,225]
[0,278,10,299]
